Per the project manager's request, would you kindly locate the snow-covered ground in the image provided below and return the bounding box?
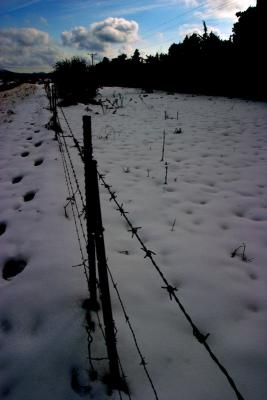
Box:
[0,85,267,400]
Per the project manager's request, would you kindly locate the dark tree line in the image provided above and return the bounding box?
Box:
[53,1,266,103]
[94,0,267,100]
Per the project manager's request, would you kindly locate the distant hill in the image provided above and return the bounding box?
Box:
[0,69,50,91]
[0,69,16,78]
[0,68,50,80]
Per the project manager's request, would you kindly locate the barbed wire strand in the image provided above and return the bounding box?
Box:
[58,128,87,238]
[57,133,87,276]
[59,106,84,161]
[57,112,86,206]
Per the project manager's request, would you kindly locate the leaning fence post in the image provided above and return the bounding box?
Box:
[83,115,126,391]
[83,116,98,310]
[92,157,124,390]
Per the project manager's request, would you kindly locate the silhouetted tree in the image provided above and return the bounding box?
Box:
[53,57,98,105]
[131,49,141,64]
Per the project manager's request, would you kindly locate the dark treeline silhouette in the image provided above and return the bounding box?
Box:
[53,57,98,105]
[94,1,267,100]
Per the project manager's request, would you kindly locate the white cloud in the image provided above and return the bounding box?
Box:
[0,27,64,70]
[195,0,257,20]
[108,3,166,17]
[92,17,138,43]
[1,27,49,46]
[61,17,139,56]
[62,26,105,52]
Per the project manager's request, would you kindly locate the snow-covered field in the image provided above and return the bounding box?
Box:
[0,85,267,400]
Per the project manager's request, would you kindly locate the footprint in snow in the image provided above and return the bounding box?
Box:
[0,381,15,398]
[12,175,23,184]
[246,302,260,313]
[0,318,13,334]
[34,141,43,147]
[2,257,27,280]
[21,151,29,157]
[34,158,43,166]
[0,222,7,236]
[23,191,36,202]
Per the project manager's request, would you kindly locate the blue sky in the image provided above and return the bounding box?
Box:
[0,0,256,72]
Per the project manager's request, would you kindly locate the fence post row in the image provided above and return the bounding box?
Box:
[82,116,124,390]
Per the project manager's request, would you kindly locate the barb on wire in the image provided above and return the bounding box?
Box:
[161,285,178,300]
[141,248,156,258]
[116,203,128,216]
[72,261,88,268]
[193,327,210,344]
[109,191,117,201]
[128,226,141,238]
[97,171,245,400]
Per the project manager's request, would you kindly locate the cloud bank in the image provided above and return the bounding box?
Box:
[61,17,139,55]
[0,27,63,70]
[0,18,140,71]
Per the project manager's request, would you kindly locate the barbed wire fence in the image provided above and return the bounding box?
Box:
[45,83,245,400]
[45,84,159,399]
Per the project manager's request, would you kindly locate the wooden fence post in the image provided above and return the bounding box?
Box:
[92,158,124,390]
[83,115,125,390]
[83,116,98,310]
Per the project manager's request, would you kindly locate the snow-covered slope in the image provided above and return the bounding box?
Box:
[0,86,267,400]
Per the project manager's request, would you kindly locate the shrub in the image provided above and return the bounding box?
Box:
[53,57,98,105]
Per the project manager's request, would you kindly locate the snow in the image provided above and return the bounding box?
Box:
[0,85,267,400]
